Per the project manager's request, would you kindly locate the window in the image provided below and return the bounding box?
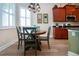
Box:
[0,3,15,27]
[19,8,31,26]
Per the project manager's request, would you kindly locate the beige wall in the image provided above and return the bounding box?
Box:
[0,28,17,47]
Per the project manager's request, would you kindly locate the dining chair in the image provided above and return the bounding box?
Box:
[16,26,24,49]
[39,26,51,49]
[23,27,40,56]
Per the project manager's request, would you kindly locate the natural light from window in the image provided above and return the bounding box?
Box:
[0,3,15,28]
[19,7,31,27]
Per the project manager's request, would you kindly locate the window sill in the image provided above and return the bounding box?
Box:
[0,26,16,30]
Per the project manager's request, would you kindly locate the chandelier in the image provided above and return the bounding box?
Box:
[28,3,41,13]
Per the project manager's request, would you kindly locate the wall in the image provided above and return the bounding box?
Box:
[0,4,2,26]
[0,28,18,51]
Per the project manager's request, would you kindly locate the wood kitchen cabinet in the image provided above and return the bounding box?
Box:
[53,27,68,39]
[52,5,79,22]
[76,8,79,22]
[53,28,61,39]
[65,5,76,15]
[53,7,66,22]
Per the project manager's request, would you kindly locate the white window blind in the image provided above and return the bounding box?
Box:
[19,8,31,27]
[1,3,15,27]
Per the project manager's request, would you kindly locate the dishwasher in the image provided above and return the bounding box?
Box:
[68,29,79,55]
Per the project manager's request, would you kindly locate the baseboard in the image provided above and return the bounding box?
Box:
[0,39,18,52]
[68,51,79,56]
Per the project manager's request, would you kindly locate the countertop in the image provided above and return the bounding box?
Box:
[53,26,79,31]
[52,26,79,28]
[68,28,79,32]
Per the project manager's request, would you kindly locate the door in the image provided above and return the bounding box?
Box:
[68,31,79,54]
[76,8,79,22]
[53,8,65,22]
[53,28,62,39]
[53,28,68,39]
[65,5,76,15]
[61,28,68,39]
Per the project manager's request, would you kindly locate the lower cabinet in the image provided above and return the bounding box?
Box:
[53,27,68,39]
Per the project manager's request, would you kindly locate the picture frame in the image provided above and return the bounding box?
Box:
[43,13,48,23]
[37,13,42,23]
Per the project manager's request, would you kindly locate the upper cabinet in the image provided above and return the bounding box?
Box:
[53,7,65,22]
[76,8,79,22]
[53,4,79,22]
[65,5,76,15]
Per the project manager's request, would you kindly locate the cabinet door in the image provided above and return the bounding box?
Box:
[53,28,62,39]
[53,28,68,39]
[66,5,76,15]
[53,8,65,22]
[76,8,79,22]
[61,28,68,39]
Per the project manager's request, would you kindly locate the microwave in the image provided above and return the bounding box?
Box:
[66,15,76,22]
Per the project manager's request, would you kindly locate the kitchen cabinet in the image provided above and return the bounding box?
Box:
[52,5,79,22]
[53,27,68,39]
[76,8,79,22]
[65,5,76,15]
[53,7,66,22]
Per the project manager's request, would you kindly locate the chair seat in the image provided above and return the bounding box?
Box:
[39,36,47,41]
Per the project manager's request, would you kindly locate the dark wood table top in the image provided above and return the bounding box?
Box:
[20,31,46,35]
[32,31,46,35]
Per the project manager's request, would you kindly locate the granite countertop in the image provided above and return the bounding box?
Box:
[68,29,79,32]
[67,27,79,32]
[52,26,79,28]
[52,25,79,32]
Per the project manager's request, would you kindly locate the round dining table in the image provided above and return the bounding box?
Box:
[33,31,46,35]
